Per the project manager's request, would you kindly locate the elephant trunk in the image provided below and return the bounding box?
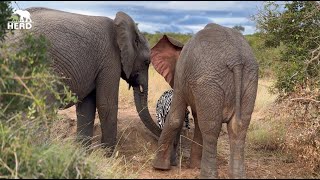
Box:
[133,85,162,138]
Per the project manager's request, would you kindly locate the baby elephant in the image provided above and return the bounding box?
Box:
[151,23,259,179]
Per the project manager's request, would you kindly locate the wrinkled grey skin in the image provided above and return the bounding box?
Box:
[5,7,161,152]
[152,23,259,179]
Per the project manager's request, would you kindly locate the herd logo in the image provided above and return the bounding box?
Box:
[7,9,32,30]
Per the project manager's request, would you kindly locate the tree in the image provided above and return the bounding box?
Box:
[232,25,245,33]
[252,1,320,95]
[0,1,13,41]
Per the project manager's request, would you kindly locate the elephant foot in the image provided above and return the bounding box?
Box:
[153,154,171,170]
[170,150,179,166]
[199,170,218,179]
[100,144,115,158]
[189,150,202,169]
[199,174,218,179]
[170,157,177,166]
[189,160,201,169]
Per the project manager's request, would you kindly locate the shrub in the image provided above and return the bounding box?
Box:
[281,92,320,173]
[0,1,12,41]
[252,1,320,95]
[245,33,283,78]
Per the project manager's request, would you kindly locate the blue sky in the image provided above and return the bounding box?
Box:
[13,1,264,35]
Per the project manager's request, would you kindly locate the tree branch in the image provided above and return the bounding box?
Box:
[290,97,320,103]
[306,46,320,65]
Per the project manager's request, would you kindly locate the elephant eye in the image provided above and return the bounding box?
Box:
[135,38,140,47]
[144,59,150,66]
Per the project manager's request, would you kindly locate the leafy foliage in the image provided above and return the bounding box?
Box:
[245,33,283,78]
[252,1,320,95]
[0,30,95,178]
[0,123,98,179]
[142,31,192,48]
[0,32,77,125]
[252,1,320,173]
[0,1,13,41]
[232,25,245,33]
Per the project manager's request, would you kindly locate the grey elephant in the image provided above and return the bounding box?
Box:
[150,24,259,179]
[5,7,162,152]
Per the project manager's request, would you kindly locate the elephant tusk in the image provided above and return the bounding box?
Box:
[140,85,144,93]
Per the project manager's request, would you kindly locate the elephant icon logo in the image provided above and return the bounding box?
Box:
[13,9,32,22]
[7,9,33,30]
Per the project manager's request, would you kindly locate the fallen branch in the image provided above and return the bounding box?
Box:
[290,97,320,103]
[306,46,320,65]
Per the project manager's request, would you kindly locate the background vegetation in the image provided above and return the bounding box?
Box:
[250,1,320,173]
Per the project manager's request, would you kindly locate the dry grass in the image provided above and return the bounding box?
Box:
[119,65,171,109]
[247,78,283,151]
[254,78,278,114]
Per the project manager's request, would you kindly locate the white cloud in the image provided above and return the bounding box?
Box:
[242,25,256,35]
[67,1,261,12]
[15,1,259,34]
[210,17,251,25]
[181,24,207,33]
[138,23,160,33]
[61,9,112,17]
[17,1,262,12]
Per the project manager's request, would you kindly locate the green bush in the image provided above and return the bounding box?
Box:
[0,1,12,41]
[0,30,104,178]
[143,32,192,48]
[245,33,283,78]
[252,1,320,95]
[0,122,98,179]
[0,18,134,180]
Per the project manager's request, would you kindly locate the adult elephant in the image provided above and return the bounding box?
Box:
[6,7,162,151]
[150,24,259,178]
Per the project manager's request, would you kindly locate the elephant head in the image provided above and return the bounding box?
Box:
[114,12,162,137]
[150,35,184,88]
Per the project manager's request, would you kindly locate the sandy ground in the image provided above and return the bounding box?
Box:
[54,102,314,179]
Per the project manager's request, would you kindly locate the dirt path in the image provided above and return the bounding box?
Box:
[56,105,312,179]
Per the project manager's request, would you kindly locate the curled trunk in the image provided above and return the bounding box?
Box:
[133,86,162,138]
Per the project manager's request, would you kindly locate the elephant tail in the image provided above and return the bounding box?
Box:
[232,64,243,134]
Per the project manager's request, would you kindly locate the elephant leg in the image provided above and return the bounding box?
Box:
[76,90,96,146]
[198,114,222,179]
[227,71,258,179]
[227,121,249,179]
[96,69,120,156]
[189,111,203,169]
[195,85,223,179]
[170,123,183,166]
[153,90,187,170]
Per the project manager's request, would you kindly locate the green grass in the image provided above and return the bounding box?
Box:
[247,78,284,152]
[0,122,136,179]
[247,117,286,151]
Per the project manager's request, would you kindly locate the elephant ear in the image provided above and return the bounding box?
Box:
[151,35,184,88]
[114,11,139,79]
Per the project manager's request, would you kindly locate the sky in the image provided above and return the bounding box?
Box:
[13,1,264,35]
